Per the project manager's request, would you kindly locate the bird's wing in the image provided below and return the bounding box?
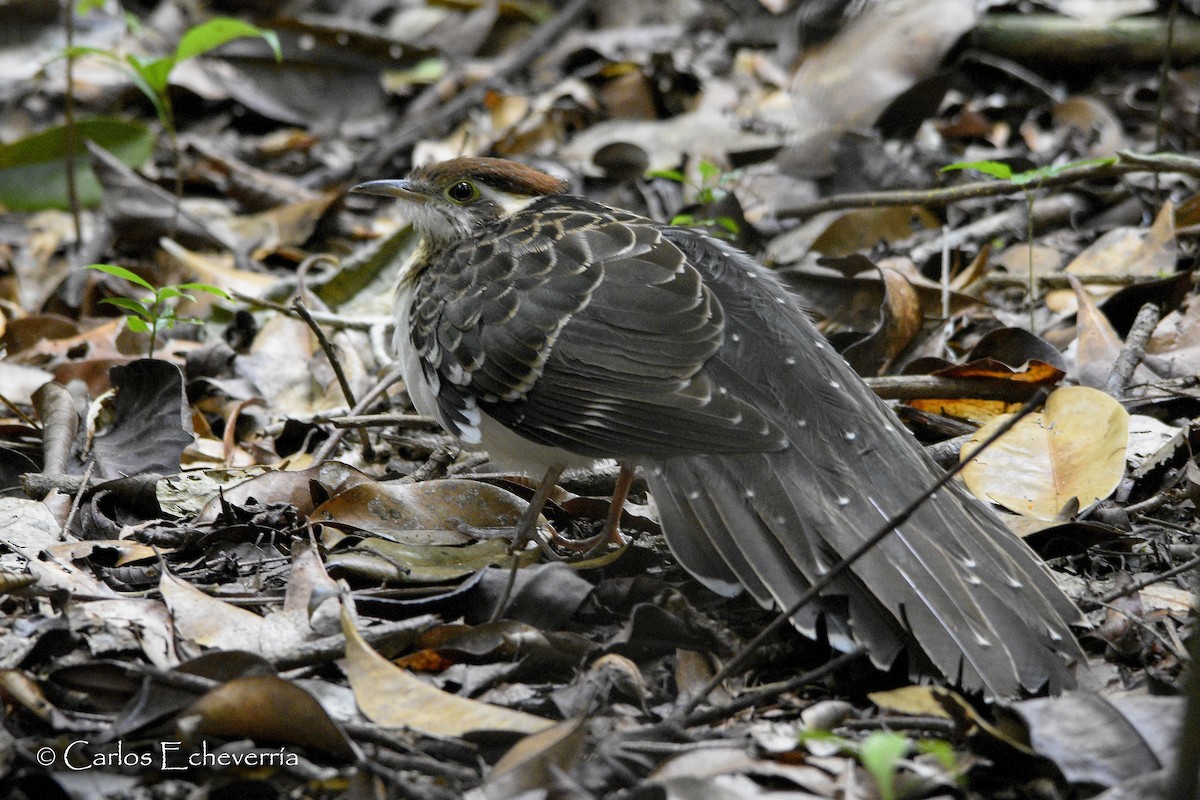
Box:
[407,197,787,458]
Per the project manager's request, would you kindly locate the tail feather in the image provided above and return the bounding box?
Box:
[649,231,1086,697]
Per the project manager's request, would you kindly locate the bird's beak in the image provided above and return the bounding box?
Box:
[350,179,429,203]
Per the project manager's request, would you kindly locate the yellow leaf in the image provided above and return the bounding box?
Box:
[340,606,552,737]
[961,386,1128,519]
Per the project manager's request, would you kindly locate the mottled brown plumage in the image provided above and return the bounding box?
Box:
[353,157,1086,697]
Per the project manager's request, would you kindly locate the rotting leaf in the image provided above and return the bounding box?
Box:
[480,718,587,800]
[842,266,922,376]
[961,386,1129,520]
[91,359,194,481]
[339,605,553,737]
[312,478,545,542]
[184,674,357,761]
[329,537,538,583]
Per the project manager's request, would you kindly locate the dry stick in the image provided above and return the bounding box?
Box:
[681,649,865,728]
[776,151,1200,220]
[677,387,1051,719]
[292,297,375,462]
[61,459,94,537]
[1095,554,1200,606]
[865,374,1048,402]
[230,290,387,331]
[310,362,406,464]
[62,0,81,250]
[360,0,591,174]
[325,413,434,428]
[1104,302,1162,399]
[909,192,1090,265]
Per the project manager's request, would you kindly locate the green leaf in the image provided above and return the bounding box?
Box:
[0,118,154,211]
[176,17,281,63]
[100,297,152,318]
[915,739,959,773]
[859,732,909,800]
[716,217,740,235]
[58,45,122,63]
[697,160,721,185]
[76,0,107,13]
[670,213,696,226]
[645,169,687,183]
[796,729,848,747]
[86,263,156,292]
[127,53,175,97]
[124,316,152,334]
[155,287,192,302]
[175,282,232,299]
[942,160,1013,180]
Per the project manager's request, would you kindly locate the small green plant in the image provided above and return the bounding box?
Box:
[941,156,1116,330]
[63,16,281,221]
[797,728,963,800]
[86,263,230,358]
[858,731,911,800]
[646,160,741,239]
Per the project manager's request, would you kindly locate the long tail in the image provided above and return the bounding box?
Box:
[650,232,1086,698]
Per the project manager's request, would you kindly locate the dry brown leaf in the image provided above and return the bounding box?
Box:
[1069,275,1156,389]
[1047,200,1177,311]
[961,386,1129,520]
[339,605,553,736]
[811,206,940,257]
[185,674,357,760]
[790,0,977,131]
[481,718,587,799]
[868,685,951,719]
[843,266,923,376]
[160,570,267,650]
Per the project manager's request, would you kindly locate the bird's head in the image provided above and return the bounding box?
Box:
[352,157,569,245]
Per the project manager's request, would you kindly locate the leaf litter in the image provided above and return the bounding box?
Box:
[0,0,1198,798]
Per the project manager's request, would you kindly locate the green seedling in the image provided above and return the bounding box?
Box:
[86,263,230,358]
[942,156,1116,330]
[62,16,281,219]
[646,160,741,239]
[798,728,962,800]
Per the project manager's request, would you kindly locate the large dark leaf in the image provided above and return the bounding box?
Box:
[92,360,193,481]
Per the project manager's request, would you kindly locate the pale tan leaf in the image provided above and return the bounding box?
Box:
[868,685,951,719]
[160,569,267,650]
[961,386,1129,520]
[481,718,587,799]
[340,606,553,736]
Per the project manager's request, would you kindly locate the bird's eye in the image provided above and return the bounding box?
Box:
[447,181,477,203]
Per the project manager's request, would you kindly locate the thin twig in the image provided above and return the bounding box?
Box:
[680,649,865,728]
[292,297,375,462]
[1095,554,1200,605]
[1105,302,1162,399]
[776,150,1200,220]
[311,363,407,463]
[230,290,389,331]
[61,459,95,537]
[62,0,81,250]
[679,388,1051,717]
